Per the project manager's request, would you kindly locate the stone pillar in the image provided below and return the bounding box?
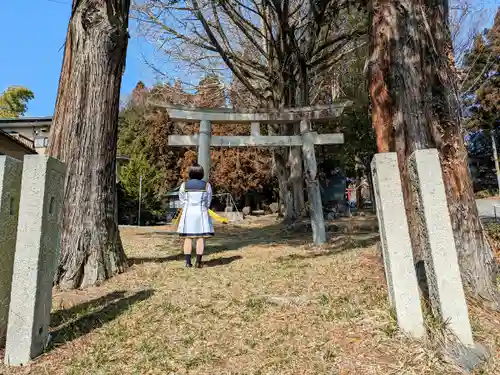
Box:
[408,149,474,346]
[300,120,326,244]
[198,119,212,181]
[4,155,65,366]
[371,153,425,338]
[0,156,22,346]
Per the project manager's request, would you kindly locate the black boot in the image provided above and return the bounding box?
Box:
[195,254,203,268]
[185,254,192,268]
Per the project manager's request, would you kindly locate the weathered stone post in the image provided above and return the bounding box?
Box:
[300,119,326,244]
[371,153,425,338]
[0,156,22,346]
[4,155,65,366]
[198,119,212,181]
[408,149,474,346]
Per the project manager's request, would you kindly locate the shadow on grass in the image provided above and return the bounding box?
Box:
[206,224,312,254]
[206,225,379,256]
[49,289,154,348]
[129,217,379,264]
[51,290,127,327]
[278,234,380,262]
[136,231,176,236]
[128,254,243,268]
[128,254,181,265]
[128,223,309,264]
[203,255,242,267]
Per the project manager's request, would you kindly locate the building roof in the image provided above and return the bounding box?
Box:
[0,129,37,154]
[0,116,52,129]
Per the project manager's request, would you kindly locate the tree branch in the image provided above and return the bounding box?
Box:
[191,0,263,99]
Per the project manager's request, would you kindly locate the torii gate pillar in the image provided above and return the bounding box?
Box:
[198,120,212,181]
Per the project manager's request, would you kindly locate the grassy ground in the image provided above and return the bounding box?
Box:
[1,215,499,375]
[483,220,500,265]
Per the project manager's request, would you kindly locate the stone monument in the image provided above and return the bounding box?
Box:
[4,155,65,366]
[371,153,425,338]
[408,149,474,346]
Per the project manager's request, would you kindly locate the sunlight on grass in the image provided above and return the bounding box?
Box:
[1,216,498,375]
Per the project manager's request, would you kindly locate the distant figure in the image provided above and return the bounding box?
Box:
[177,162,214,268]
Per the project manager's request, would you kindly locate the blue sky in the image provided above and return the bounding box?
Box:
[0,0,160,116]
[0,0,497,117]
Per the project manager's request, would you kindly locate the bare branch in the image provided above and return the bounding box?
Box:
[134,0,367,108]
[190,0,263,98]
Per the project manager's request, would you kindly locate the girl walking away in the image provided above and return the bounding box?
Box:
[177,162,214,268]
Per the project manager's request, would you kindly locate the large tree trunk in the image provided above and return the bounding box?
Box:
[289,145,306,216]
[285,76,305,220]
[369,0,499,303]
[368,0,431,262]
[423,0,499,303]
[268,121,296,221]
[48,0,130,289]
[269,80,304,222]
[292,66,311,217]
[274,151,295,221]
[288,120,306,217]
[367,0,394,154]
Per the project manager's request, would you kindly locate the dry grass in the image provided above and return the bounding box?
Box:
[1,215,499,375]
[483,220,500,265]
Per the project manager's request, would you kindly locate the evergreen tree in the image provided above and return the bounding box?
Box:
[463,9,500,130]
[117,82,189,216]
[463,9,500,193]
[0,86,34,118]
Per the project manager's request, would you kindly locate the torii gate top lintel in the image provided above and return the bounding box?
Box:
[149,101,352,124]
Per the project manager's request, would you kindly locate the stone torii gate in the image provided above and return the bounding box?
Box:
[150,102,350,244]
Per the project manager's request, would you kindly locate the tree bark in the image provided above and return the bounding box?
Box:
[275,151,294,221]
[423,0,499,303]
[289,120,306,217]
[48,0,130,289]
[270,92,304,222]
[292,65,311,217]
[369,0,432,262]
[369,0,499,303]
[285,74,305,220]
[367,0,395,154]
[268,122,296,221]
[491,129,500,195]
[289,146,306,216]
